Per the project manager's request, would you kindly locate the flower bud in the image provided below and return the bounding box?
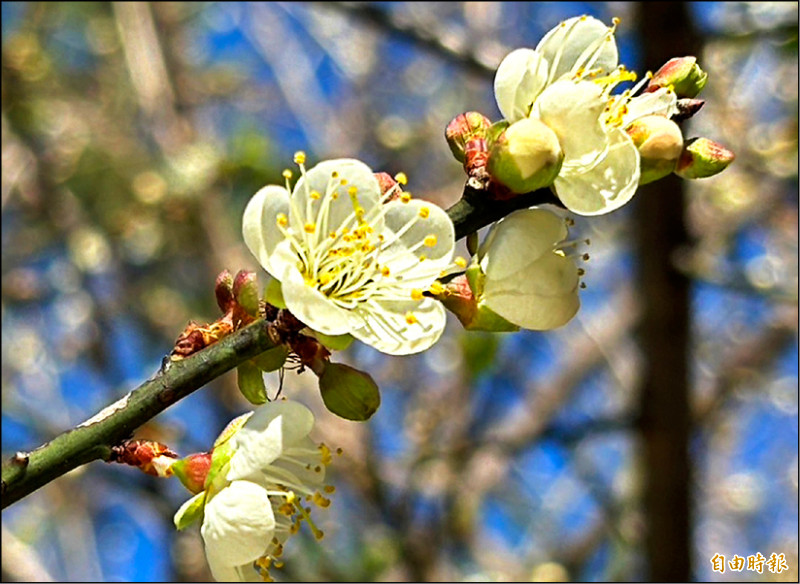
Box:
[233,270,259,317]
[674,137,735,179]
[215,269,234,312]
[445,111,492,163]
[171,452,212,494]
[626,115,684,185]
[110,439,178,478]
[318,362,380,421]
[647,56,708,98]
[487,118,563,194]
[438,272,519,332]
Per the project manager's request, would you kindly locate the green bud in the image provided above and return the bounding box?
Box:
[237,360,268,405]
[250,344,290,372]
[171,452,212,494]
[445,111,492,163]
[487,118,563,194]
[233,270,259,317]
[318,362,381,421]
[647,56,708,98]
[626,115,684,185]
[674,137,735,179]
[173,491,206,531]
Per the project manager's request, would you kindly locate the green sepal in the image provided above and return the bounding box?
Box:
[173,491,206,531]
[250,345,290,372]
[309,331,355,351]
[213,412,252,449]
[264,278,286,309]
[487,120,510,148]
[205,439,234,490]
[237,361,268,405]
[318,362,381,421]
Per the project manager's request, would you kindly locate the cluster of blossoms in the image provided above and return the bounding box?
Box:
[152,14,733,582]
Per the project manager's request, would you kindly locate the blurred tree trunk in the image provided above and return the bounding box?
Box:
[634,2,699,581]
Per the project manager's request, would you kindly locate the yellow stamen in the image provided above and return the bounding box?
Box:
[424,235,437,247]
[304,222,316,233]
[405,312,418,325]
[394,172,408,185]
[277,213,288,227]
[411,289,423,301]
[293,151,306,165]
[455,256,467,268]
[418,206,430,219]
[400,193,411,203]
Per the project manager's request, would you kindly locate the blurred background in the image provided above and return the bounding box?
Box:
[1,2,797,581]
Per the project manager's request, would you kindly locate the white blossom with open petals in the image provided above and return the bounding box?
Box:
[192,400,334,582]
[494,16,678,215]
[475,208,580,330]
[243,156,456,355]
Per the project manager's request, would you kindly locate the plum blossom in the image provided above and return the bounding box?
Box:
[174,400,335,582]
[494,15,679,215]
[243,155,456,355]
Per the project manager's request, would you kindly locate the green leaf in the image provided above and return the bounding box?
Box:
[173,491,206,530]
[237,361,268,405]
[250,345,290,372]
[318,362,381,421]
[264,278,286,309]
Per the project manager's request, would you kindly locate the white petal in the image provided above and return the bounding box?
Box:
[621,87,678,126]
[292,159,383,238]
[228,401,315,481]
[205,558,261,583]
[483,253,580,330]
[533,80,608,169]
[554,126,640,215]
[242,185,291,277]
[536,16,618,82]
[201,480,275,568]
[280,265,358,336]
[479,209,569,281]
[381,198,456,280]
[350,297,446,355]
[494,48,550,122]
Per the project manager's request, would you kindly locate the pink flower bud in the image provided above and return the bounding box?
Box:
[647,56,708,98]
[674,137,735,179]
[171,452,213,494]
[445,111,492,163]
[215,270,234,312]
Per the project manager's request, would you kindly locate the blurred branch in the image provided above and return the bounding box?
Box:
[0,184,553,509]
[318,2,496,78]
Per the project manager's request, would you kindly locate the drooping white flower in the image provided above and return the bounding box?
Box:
[243,155,457,355]
[493,15,678,215]
[175,400,335,582]
[473,208,581,330]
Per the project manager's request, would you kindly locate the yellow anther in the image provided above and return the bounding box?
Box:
[313,492,331,508]
[355,207,365,218]
[331,191,339,200]
[293,151,306,165]
[282,169,293,180]
[612,16,620,26]
[329,231,337,239]
[310,190,321,200]
[419,254,427,262]
[405,312,418,325]
[324,485,336,494]
[340,178,348,186]
[455,256,467,268]
[418,206,430,219]
[411,289,423,301]
[394,172,408,185]
[331,171,339,178]
[304,222,316,233]
[428,281,444,295]
[276,213,288,227]
[400,193,411,203]
[319,273,333,286]
[348,186,358,196]
[381,266,391,277]
[424,235,437,247]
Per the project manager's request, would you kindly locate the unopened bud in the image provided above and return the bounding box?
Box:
[487,118,563,194]
[318,362,381,421]
[110,439,178,478]
[233,270,259,317]
[215,269,234,312]
[626,115,684,185]
[171,452,212,494]
[374,172,400,200]
[647,56,708,98]
[445,111,492,163]
[674,137,735,179]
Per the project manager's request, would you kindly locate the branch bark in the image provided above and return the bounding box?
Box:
[1,185,555,509]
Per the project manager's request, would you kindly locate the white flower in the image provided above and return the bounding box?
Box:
[243,155,456,355]
[494,16,678,215]
[182,400,334,582]
[474,208,580,330]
